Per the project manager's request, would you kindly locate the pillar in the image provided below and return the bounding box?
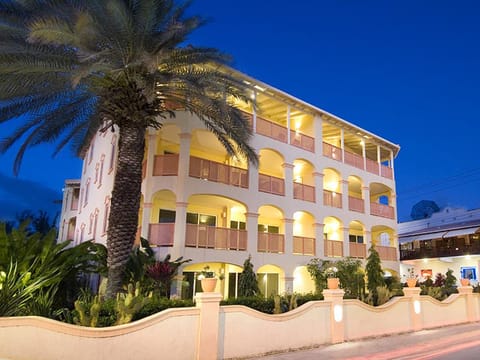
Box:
[177,133,192,195]
[458,285,477,322]
[142,132,157,197]
[283,163,294,199]
[341,227,349,257]
[364,230,372,255]
[314,115,323,157]
[313,172,324,206]
[314,223,325,258]
[245,212,259,253]
[340,128,345,162]
[141,202,153,239]
[323,289,345,344]
[403,287,423,331]
[341,179,348,211]
[171,201,188,259]
[283,218,294,255]
[195,293,222,360]
[362,186,370,215]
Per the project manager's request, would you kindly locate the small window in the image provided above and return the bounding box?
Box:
[349,235,364,243]
[186,212,199,225]
[199,214,216,226]
[258,224,279,234]
[159,209,176,223]
[230,221,246,230]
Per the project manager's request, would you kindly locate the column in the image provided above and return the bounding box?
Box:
[377,145,381,176]
[341,179,348,210]
[249,159,259,193]
[283,163,294,199]
[323,289,345,344]
[177,133,192,187]
[340,128,345,162]
[195,293,222,360]
[314,223,325,257]
[361,140,366,170]
[141,202,153,239]
[341,227,350,257]
[142,132,157,197]
[390,151,395,179]
[314,115,323,157]
[245,212,259,253]
[364,230,372,255]
[313,172,324,206]
[283,218,294,255]
[403,287,423,332]
[391,193,397,220]
[252,90,257,131]
[457,285,477,322]
[286,105,291,144]
[362,186,370,215]
[171,201,188,259]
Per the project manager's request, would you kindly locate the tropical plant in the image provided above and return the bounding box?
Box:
[123,237,156,288]
[0,0,257,298]
[238,255,260,297]
[145,254,191,297]
[306,258,334,294]
[0,222,106,310]
[365,245,385,306]
[336,257,365,298]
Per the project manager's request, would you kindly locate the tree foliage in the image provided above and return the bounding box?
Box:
[238,255,260,297]
[365,245,385,306]
[0,0,257,298]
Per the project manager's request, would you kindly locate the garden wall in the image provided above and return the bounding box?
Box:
[0,288,479,360]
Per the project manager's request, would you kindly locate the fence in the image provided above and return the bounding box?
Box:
[1,287,479,360]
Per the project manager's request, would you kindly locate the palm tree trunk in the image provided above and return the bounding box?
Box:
[105,123,146,299]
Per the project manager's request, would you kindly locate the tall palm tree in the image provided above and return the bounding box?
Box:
[0,0,257,298]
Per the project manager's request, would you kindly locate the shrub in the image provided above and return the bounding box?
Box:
[221,296,274,314]
[132,296,194,321]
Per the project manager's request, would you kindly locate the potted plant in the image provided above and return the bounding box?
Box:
[325,266,340,289]
[406,268,418,288]
[460,278,470,286]
[197,266,224,292]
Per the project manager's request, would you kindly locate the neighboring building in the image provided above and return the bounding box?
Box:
[58,69,400,298]
[398,207,480,284]
[58,179,80,245]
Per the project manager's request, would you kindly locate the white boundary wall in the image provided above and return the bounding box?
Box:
[1,289,479,360]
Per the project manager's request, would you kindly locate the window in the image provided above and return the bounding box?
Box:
[92,209,99,239]
[84,178,91,207]
[230,220,246,230]
[109,135,117,173]
[257,273,279,297]
[349,235,364,243]
[380,232,390,246]
[186,212,216,226]
[79,189,84,213]
[98,155,105,188]
[159,209,176,223]
[94,163,99,184]
[461,267,477,280]
[102,196,110,235]
[379,195,389,205]
[88,138,95,164]
[88,213,94,234]
[258,224,279,233]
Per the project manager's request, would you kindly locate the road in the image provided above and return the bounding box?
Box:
[252,322,480,360]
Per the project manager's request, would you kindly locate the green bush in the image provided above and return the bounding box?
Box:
[295,293,323,306]
[221,296,275,314]
[132,296,194,321]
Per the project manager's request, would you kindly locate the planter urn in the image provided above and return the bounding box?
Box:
[407,278,417,288]
[327,277,340,290]
[200,278,217,292]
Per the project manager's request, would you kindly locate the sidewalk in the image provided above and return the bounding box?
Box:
[250,322,480,360]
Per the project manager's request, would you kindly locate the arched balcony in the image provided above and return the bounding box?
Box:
[372,225,397,261]
[324,216,343,257]
[323,168,342,208]
[257,205,284,253]
[258,149,285,196]
[348,175,364,213]
[349,220,366,258]
[292,211,315,256]
[292,159,315,203]
[369,183,395,219]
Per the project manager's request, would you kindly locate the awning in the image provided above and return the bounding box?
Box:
[399,232,447,244]
[443,227,480,238]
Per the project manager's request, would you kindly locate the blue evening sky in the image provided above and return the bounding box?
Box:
[1,0,479,222]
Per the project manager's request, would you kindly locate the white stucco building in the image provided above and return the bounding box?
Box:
[58,69,400,298]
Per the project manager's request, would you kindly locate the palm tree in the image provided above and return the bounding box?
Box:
[0,0,257,298]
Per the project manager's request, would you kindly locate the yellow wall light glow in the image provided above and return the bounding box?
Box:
[334,304,343,322]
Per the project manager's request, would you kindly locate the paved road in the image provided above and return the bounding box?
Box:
[251,322,480,360]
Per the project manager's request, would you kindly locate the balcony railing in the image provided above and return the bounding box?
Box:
[256,116,288,143]
[366,158,379,175]
[344,150,364,170]
[149,223,175,246]
[189,156,248,188]
[349,242,366,258]
[185,224,247,250]
[324,240,343,257]
[348,196,364,213]
[290,130,315,152]
[259,174,285,196]
[257,233,285,253]
[370,202,395,219]
[293,182,315,202]
[322,142,342,162]
[153,154,179,176]
[323,190,342,208]
[293,236,315,255]
[376,245,397,261]
[400,243,480,260]
[381,164,393,179]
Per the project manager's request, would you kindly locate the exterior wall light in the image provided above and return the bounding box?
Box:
[334,304,343,322]
[414,300,421,315]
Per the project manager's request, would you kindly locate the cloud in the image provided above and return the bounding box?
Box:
[0,171,62,222]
